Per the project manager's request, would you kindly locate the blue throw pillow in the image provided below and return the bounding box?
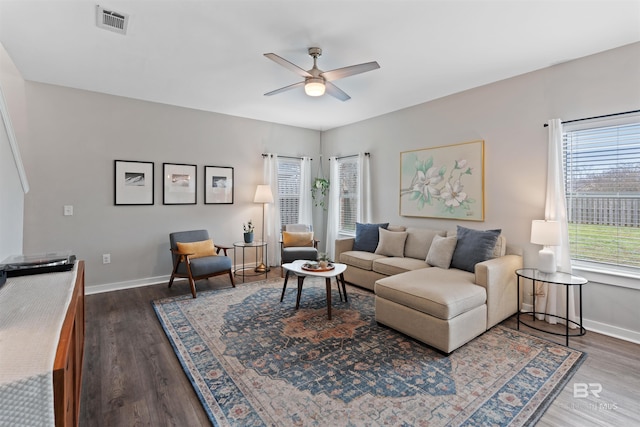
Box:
[353,222,389,252]
[450,226,501,273]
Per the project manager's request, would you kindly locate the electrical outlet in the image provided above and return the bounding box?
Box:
[102,254,111,264]
[63,205,73,216]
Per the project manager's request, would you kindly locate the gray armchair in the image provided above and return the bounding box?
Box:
[280,224,319,276]
[169,229,234,298]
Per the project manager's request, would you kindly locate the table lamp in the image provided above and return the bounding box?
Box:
[254,184,274,273]
[530,220,561,273]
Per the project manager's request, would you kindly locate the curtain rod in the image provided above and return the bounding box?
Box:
[543,109,640,127]
[330,152,371,160]
[261,153,312,160]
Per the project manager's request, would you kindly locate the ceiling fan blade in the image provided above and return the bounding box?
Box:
[320,61,380,81]
[264,81,305,96]
[264,53,312,78]
[325,82,351,101]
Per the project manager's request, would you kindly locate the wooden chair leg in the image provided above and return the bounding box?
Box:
[228,270,236,287]
[168,257,181,288]
[185,261,197,298]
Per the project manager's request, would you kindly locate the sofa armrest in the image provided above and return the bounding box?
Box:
[475,254,523,328]
[335,237,355,262]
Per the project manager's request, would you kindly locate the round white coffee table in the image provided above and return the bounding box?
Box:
[281,260,348,320]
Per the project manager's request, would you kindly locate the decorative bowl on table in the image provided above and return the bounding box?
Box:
[302,261,335,271]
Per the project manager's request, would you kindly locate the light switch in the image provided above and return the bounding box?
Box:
[63,205,73,216]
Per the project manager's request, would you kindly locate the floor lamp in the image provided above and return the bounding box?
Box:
[254,184,274,273]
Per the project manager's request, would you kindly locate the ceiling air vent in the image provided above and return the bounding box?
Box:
[96,5,129,35]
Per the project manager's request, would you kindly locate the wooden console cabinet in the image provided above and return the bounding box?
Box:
[53,261,85,427]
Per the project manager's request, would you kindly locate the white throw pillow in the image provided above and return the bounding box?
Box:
[426,235,457,269]
[374,227,408,257]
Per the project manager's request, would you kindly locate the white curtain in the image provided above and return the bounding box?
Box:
[535,119,577,327]
[357,153,372,223]
[298,156,313,226]
[263,154,281,267]
[325,157,339,260]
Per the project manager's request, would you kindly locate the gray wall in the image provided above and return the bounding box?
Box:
[0,104,24,260]
[321,42,640,342]
[0,44,26,259]
[18,82,318,291]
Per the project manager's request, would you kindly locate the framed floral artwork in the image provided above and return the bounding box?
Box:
[204,166,234,204]
[114,160,154,205]
[400,140,484,220]
[163,163,197,205]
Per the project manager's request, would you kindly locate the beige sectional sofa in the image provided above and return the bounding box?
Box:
[335,225,523,353]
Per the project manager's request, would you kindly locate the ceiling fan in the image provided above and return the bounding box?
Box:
[264,47,380,101]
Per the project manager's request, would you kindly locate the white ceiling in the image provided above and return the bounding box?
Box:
[1,1,639,131]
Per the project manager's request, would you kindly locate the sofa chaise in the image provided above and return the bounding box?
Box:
[335,223,523,353]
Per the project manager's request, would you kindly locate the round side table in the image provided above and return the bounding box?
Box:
[233,241,268,282]
[516,268,587,346]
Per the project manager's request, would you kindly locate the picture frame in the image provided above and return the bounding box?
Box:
[114,160,154,205]
[163,163,197,205]
[400,140,484,221]
[204,166,234,204]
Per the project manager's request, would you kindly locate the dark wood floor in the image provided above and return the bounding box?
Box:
[79,269,640,426]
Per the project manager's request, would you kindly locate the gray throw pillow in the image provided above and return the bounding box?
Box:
[450,226,501,273]
[353,222,389,252]
[426,235,457,269]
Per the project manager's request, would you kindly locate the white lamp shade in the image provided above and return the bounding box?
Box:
[530,220,561,246]
[253,184,274,204]
[304,78,325,97]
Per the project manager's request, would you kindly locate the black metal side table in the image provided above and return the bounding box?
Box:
[516,268,587,346]
[233,241,268,282]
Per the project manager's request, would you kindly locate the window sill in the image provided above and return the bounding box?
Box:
[572,262,640,290]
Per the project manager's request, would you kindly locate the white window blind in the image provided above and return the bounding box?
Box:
[563,121,640,270]
[277,158,301,228]
[338,157,359,234]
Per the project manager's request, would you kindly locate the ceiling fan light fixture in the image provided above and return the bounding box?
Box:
[305,78,325,97]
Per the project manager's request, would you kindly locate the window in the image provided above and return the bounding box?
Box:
[337,157,359,234]
[563,120,640,272]
[277,158,301,228]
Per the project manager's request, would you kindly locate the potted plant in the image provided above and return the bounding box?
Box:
[311,177,330,209]
[243,220,255,243]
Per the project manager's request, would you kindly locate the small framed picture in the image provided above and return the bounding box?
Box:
[204,166,234,204]
[114,160,154,205]
[163,163,197,205]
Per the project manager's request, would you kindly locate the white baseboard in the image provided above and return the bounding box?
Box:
[85,261,261,295]
[583,318,640,345]
[85,275,172,295]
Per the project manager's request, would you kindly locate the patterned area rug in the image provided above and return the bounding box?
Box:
[152,278,585,426]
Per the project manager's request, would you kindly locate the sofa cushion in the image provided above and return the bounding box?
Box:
[375,268,484,320]
[450,226,501,273]
[353,222,389,252]
[375,228,408,257]
[404,228,446,260]
[426,235,457,269]
[373,257,430,276]
[340,251,387,271]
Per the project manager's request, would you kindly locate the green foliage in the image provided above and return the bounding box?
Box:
[312,178,330,210]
